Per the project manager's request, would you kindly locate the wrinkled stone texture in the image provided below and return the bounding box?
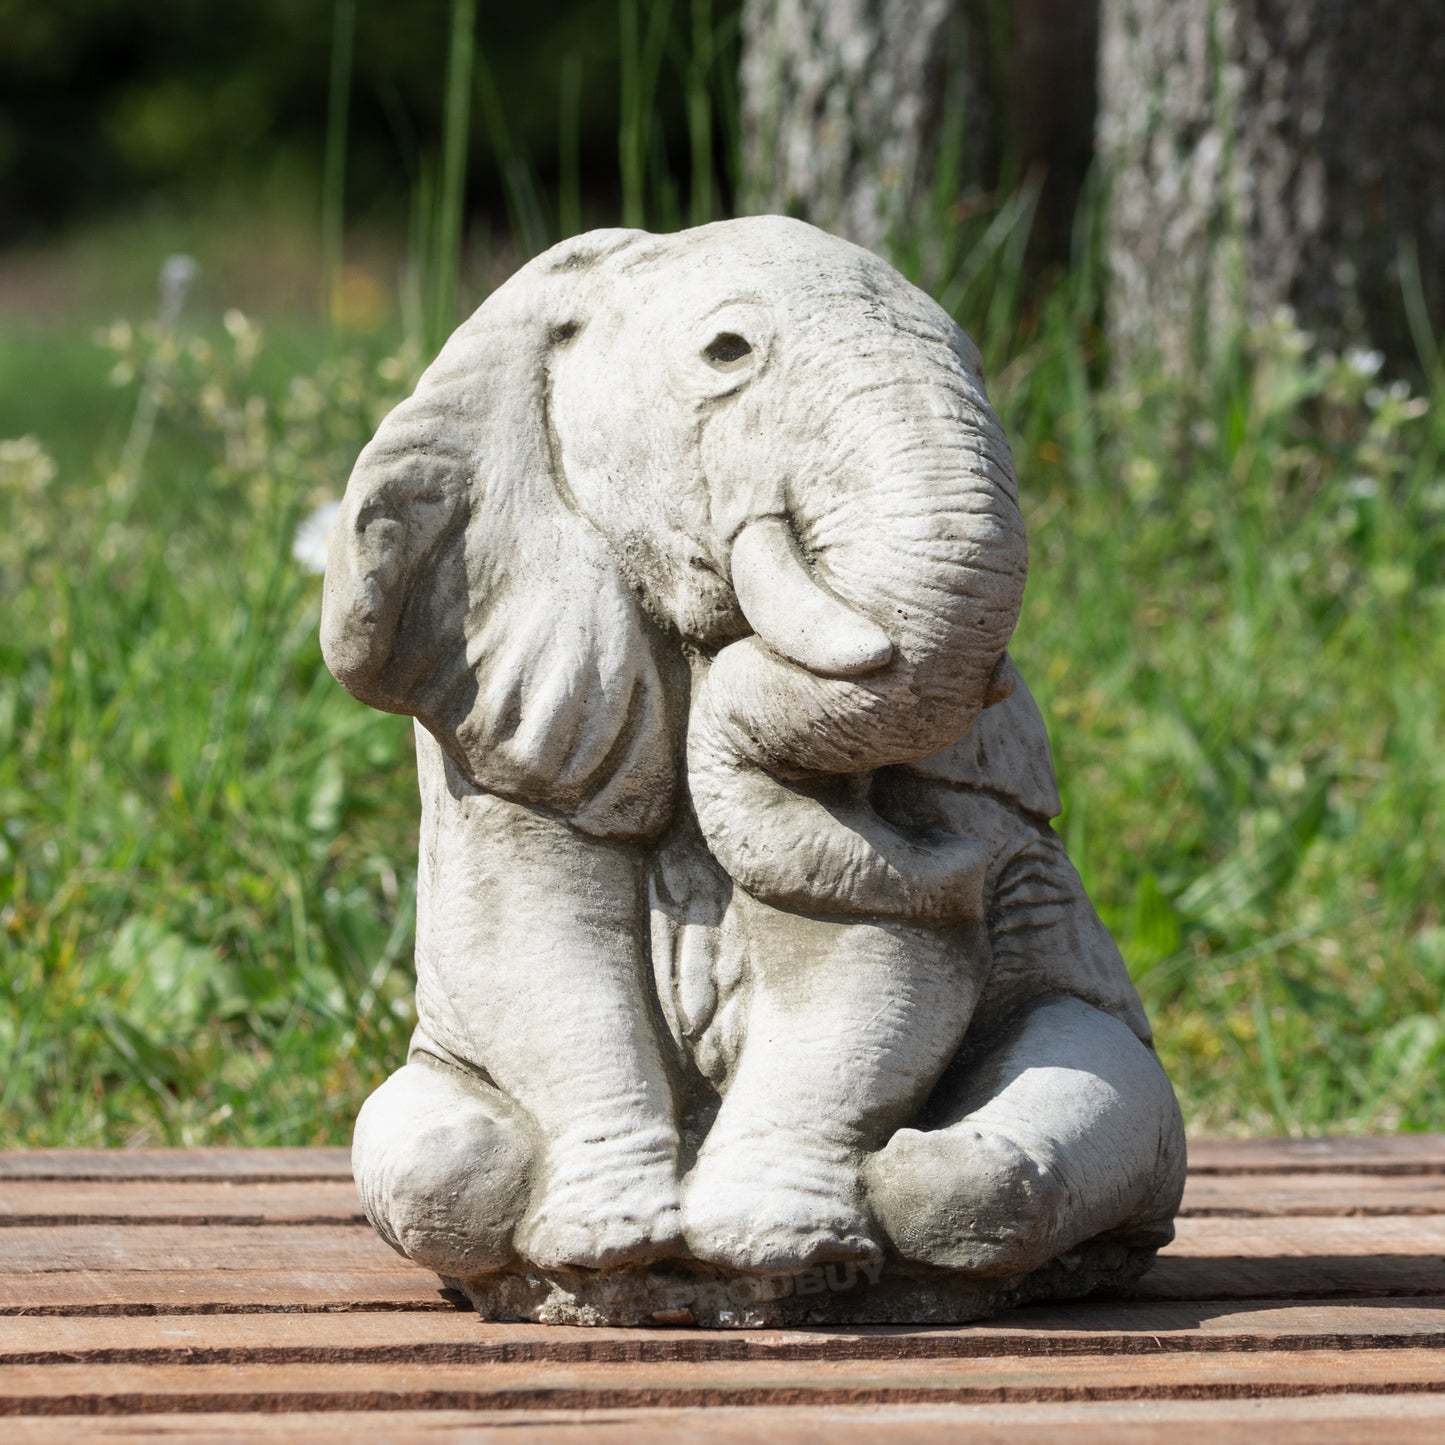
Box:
[1099,0,1445,370]
[322,218,1185,1327]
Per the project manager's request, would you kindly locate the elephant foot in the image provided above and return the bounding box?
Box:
[352,1058,532,1277]
[864,997,1188,1277]
[866,1124,1068,1276]
[518,1140,684,1270]
[682,1137,882,1274]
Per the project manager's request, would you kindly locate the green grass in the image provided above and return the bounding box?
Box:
[2,245,1439,1146]
[2,19,1441,1145]
[0,314,426,1144]
[1005,320,1445,1136]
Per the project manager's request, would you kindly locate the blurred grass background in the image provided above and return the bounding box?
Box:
[1,0,1441,1145]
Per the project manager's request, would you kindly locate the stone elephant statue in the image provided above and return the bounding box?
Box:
[321,217,1184,1325]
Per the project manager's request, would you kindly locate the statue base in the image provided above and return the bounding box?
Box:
[447,1236,1162,1328]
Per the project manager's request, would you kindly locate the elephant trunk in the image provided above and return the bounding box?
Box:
[687,351,1027,922]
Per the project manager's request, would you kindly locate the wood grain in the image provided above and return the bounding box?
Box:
[5,1398,1445,1442]
[3,1136,1436,1184]
[0,1180,366,1227]
[0,1150,352,1183]
[4,1142,1443,1437]
[2,1173,1440,1228]
[1181,1171,1445,1216]
[7,1215,1444,1273]
[0,1223,400,1273]
[2,1348,1443,1415]
[2,1299,1443,1367]
[1186,1137,1445,1175]
[4,1216,1445,1314]
[0,1269,455,1315]
[7,1397,1445,1443]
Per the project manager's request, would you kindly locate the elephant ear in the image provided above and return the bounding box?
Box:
[903,659,1062,820]
[321,230,679,839]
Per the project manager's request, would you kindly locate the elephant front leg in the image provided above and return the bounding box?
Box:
[682,896,988,1273]
[424,789,683,1271]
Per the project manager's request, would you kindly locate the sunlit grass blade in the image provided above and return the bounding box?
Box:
[322,0,357,342]
[429,0,476,352]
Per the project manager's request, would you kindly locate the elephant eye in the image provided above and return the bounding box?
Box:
[702,332,753,368]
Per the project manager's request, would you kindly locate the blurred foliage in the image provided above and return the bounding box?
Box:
[1,203,1442,1143]
[1,2,1441,1145]
[0,302,427,1144]
[0,0,740,244]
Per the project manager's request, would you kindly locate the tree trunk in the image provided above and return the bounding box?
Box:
[1005,1,1101,266]
[1098,0,1445,373]
[739,1,1098,267]
[740,0,974,257]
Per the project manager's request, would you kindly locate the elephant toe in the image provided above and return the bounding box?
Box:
[682,1143,881,1275]
[865,1124,1067,1276]
[517,1158,684,1270]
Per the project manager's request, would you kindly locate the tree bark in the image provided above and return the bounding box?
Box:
[740,0,973,256]
[739,1,1098,266]
[1098,0,1445,372]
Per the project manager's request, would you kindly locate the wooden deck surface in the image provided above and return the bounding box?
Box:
[2,1138,1443,1440]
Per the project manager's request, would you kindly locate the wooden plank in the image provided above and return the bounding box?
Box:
[1,1137,1437,1183]
[0,1171,1439,1228]
[1,1348,1443,1415]
[2,1299,1444,1367]
[4,1218,1445,1311]
[5,1258,1439,1316]
[1181,1171,1445,1216]
[0,1223,400,1273]
[0,1181,365,1227]
[1,1176,1441,1230]
[8,1397,1445,1444]
[1187,1136,1445,1175]
[4,1148,1440,1444]
[1172,1214,1445,1255]
[0,1270,456,1316]
[0,1151,352,1183]
[7,1215,1445,1275]
[1138,1258,1445,1301]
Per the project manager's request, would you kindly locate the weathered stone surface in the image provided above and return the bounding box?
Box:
[321,217,1185,1327]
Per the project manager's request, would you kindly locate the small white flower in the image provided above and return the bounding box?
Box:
[1343,474,1379,499]
[158,254,199,326]
[292,499,342,575]
[1342,346,1385,380]
[0,435,58,492]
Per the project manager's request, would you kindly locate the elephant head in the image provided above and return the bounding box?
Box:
[322,217,1027,921]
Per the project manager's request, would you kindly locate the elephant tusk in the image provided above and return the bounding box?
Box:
[730,516,894,678]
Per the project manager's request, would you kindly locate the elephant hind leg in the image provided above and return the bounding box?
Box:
[864,996,1186,1277]
[352,1055,533,1278]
